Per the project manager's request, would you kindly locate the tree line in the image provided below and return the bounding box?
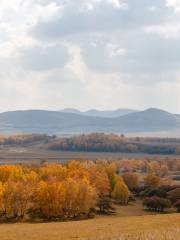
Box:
[47,133,180,155]
[0,134,55,146]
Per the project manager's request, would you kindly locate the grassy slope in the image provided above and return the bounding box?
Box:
[0,214,179,240]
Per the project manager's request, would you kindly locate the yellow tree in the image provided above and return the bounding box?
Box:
[0,165,24,182]
[40,164,67,181]
[89,167,110,197]
[112,180,130,205]
[122,172,139,191]
[75,179,97,216]
[32,180,66,218]
[0,182,4,211]
[144,173,161,188]
[105,165,121,192]
[62,178,97,218]
[2,180,30,218]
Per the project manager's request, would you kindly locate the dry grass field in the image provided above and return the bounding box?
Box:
[1,146,180,164]
[0,213,179,240]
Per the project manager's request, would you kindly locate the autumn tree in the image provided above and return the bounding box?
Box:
[105,165,121,192]
[62,178,97,218]
[112,180,130,205]
[32,180,66,218]
[0,182,4,213]
[144,173,161,188]
[89,166,110,197]
[122,172,139,191]
[2,180,30,219]
[40,164,67,181]
[0,165,24,183]
[32,178,97,219]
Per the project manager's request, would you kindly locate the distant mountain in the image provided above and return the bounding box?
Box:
[60,108,137,118]
[110,108,180,132]
[0,110,103,134]
[0,108,179,134]
[60,108,82,114]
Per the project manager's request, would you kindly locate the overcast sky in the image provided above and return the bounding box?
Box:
[0,0,180,113]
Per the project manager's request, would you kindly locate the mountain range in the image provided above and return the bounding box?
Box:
[0,108,179,135]
[60,108,137,118]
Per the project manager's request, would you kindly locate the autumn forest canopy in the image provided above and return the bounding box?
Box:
[0,157,179,222]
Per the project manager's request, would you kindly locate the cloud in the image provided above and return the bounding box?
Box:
[18,43,69,71]
[31,0,169,40]
[29,0,180,76]
[0,0,180,113]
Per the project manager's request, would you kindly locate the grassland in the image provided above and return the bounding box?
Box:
[1,146,180,164]
[0,213,179,240]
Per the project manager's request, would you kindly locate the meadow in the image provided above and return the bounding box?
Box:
[0,213,179,240]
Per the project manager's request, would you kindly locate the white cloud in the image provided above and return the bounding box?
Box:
[107,43,127,57]
[0,0,180,113]
[166,0,180,11]
[145,24,180,38]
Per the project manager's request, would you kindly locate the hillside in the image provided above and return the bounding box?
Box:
[0,108,179,134]
[0,110,104,134]
[110,108,180,132]
[60,108,137,118]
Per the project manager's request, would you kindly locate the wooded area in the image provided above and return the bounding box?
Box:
[0,158,179,222]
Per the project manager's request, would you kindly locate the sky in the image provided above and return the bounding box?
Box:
[0,0,180,113]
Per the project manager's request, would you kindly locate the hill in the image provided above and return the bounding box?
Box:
[0,108,179,134]
[0,110,103,134]
[110,108,180,132]
[60,108,137,118]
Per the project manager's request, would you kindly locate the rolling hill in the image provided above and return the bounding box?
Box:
[60,108,137,118]
[110,108,180,132]
[0,108,179,134]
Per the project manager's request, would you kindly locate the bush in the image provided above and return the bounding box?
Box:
[143,196,171,212]
[174,200,180,212]
[97,197,114,214]
[167,188,180,203]
[139,187,167,198]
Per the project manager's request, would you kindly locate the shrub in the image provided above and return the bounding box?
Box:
[97,197,114,214]
[174,200,180,212]
[167,188,180,203]
[143,196,171,212]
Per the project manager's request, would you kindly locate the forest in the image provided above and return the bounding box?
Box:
[0,134,54,145]
[0,158,179,222]
[1,133,180,156]
[48,133,180,155]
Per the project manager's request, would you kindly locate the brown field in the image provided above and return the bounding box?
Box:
[1,146,180,164]
[0,213,179,240]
